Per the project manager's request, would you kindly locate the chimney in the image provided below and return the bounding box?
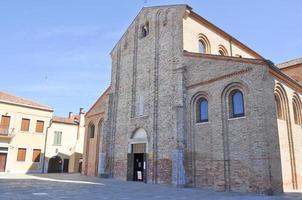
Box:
[78,108,85,127]
[69,112,73,118]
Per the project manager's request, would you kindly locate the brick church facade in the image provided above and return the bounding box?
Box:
[82,5,302,194]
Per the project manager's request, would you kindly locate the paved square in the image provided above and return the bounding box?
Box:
[0,174,301,200]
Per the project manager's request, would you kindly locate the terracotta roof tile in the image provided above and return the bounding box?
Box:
[52,116,79,125]
[0,91,53,111]
[277,57,302,69]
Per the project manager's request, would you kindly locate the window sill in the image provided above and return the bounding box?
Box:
[53,144,62,146]
[196,121,210,125]
[131,115,149,120]
[228,116,246,121]
[21,132,45,134]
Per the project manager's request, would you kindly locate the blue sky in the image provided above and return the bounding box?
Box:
[0,0,301,116]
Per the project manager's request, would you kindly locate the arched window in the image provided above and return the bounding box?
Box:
[230,90,244,118]
[218,50,225,56]
[218,45,228,56]
[198,34,210,54]
[141,22,149,38]
[89,124,95,138]
[196,98,209,122]
[293,95,302,125]
[293,101,299,124]
[198,40,206,54]
[275,95,284,120]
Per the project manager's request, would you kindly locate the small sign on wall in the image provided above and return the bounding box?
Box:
[137,171,142,180]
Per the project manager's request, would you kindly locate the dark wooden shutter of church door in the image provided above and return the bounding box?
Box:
[127,153,134,181]
[143,153,147,183]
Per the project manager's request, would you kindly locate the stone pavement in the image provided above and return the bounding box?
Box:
[0,173,301,200]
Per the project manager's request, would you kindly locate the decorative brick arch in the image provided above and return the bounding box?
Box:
[292,93,302,125]
[275,82,298,190]
[220,81,249,191]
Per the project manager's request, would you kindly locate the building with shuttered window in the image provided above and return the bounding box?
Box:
[0,91,86,174]
[45,109,85,173]
[0,91,53,173]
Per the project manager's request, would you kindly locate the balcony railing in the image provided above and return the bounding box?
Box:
[0,128,15,138]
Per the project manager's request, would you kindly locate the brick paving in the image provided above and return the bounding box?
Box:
[0,174,301,200]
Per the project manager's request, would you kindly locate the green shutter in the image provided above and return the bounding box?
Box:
[53,131,62,145]
[53,131,58,145]
[58,132,62,145]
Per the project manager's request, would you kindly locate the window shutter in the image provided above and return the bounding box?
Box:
[32,149,41,162]
[54,131,62,145]
[21,118,30,131]
[58,132,62,145]
[53,131,58,145]
[0,116,11,129]
[35,121,44,133]
[17,148,26,161]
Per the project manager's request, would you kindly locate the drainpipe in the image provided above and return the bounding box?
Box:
[42,119,53,173]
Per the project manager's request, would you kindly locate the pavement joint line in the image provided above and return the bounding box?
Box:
[0,175,104,185]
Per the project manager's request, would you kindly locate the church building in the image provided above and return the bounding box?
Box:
[83,5,302,194]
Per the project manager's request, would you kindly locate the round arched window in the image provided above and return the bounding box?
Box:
[230,90,244,118]
[197,98,209,122]
[198,40,206,54]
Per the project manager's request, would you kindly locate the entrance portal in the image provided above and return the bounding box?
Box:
[0,153,7,172]
[128,143,147,182]
[48,156,62,173]
[63,159,69,173]
[133,153,144,181]
[127,128,148,182]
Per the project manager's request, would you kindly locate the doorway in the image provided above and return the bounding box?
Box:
[63,159,69,173]
[128,143,146,182]
[48,156,62,173]
[127,128,148,182]
[133,153,144,181]
[0,153,7,172]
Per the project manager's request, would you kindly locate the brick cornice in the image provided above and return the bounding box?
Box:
[183,51,266,65]
[187,68,252,90]
[269,66,302,93]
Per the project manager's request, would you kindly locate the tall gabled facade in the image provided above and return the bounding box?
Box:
[86,5,302,194]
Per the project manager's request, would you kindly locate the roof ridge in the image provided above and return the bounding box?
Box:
[142,4,189,9]
[277,57,302,69]
[85,86,111,116]
[0,90,53,111]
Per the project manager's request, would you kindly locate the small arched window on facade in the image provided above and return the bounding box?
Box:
[218,45,228,56]
[293,95,302,125]
[141,22,149,38]
[196,98,209,123]
[89,124,95,138]
[198,34,210,54]
[198,40,206,54]
[230,90,245,118]
[275,95,284,120]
